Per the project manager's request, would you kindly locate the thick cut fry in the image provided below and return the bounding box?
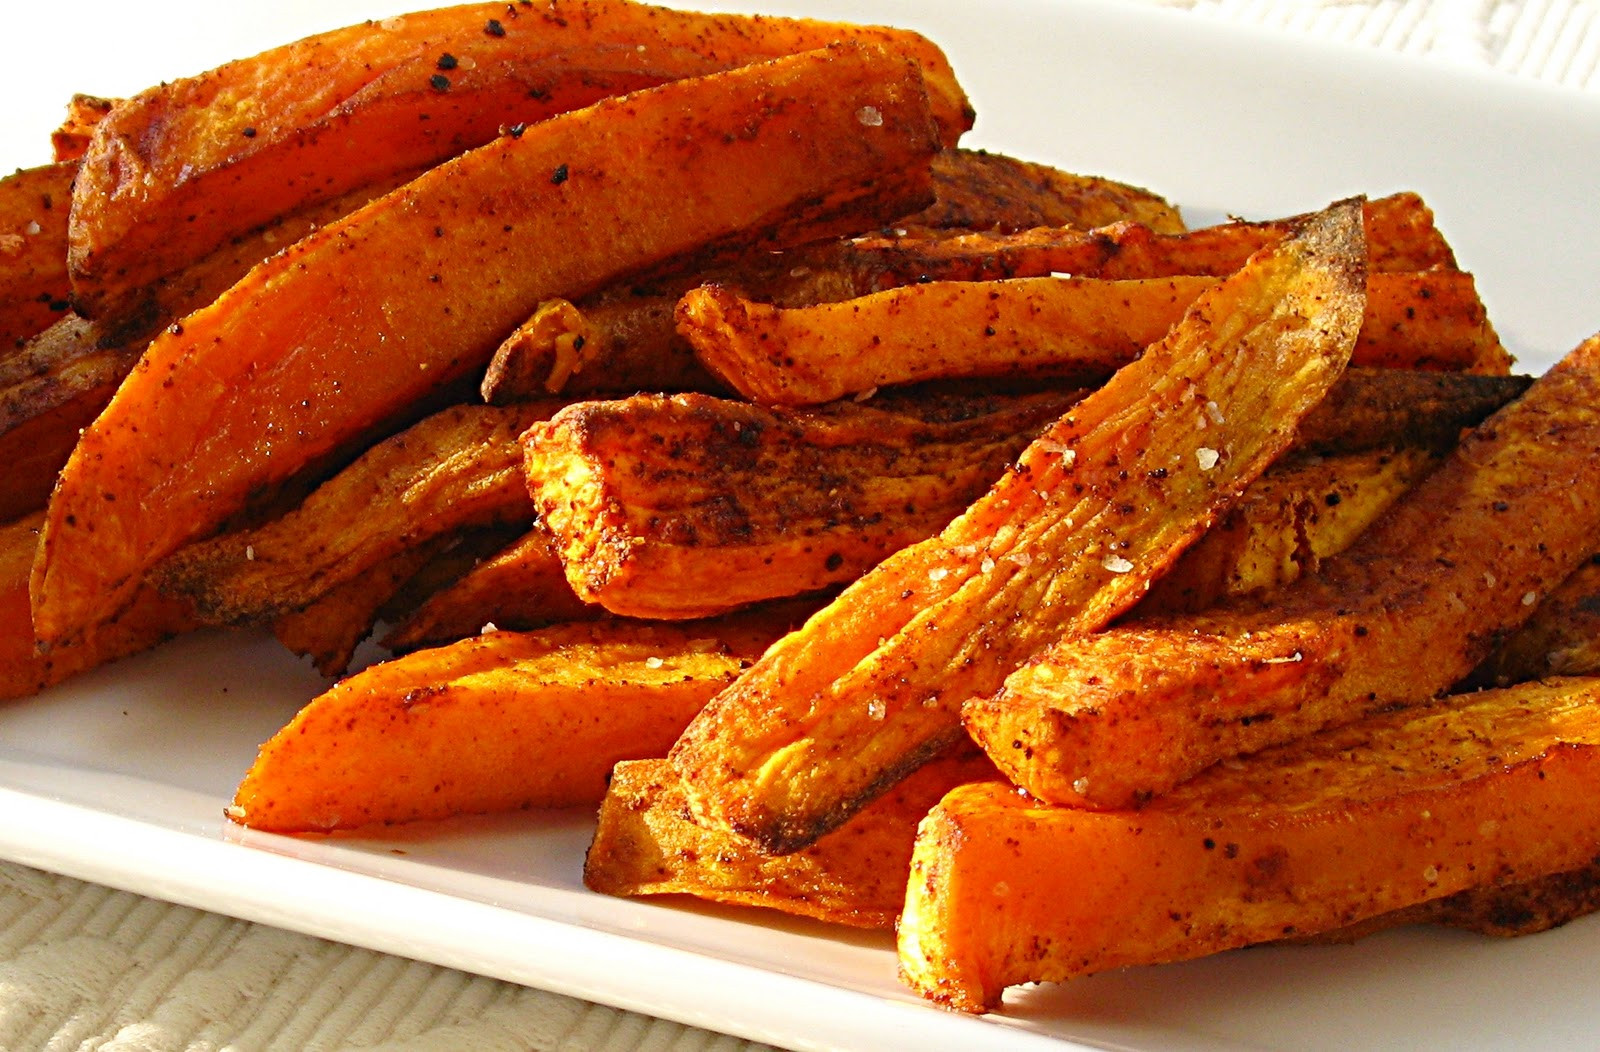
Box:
[1287,368,1529,455]
[525,389,1082,619]
[905,149,1184,234]
[34,44,945,646]
[0,513,194,701]
[681,269,1501,406]
[0,163,74,353]
[229,612,806,833]
[68,0,971,320]
[1139,448,1443,615]
[901,677,1600,1012]
[381,526,600,654]
[586,750,997,929]
[153,402,556,626]
[670,201,1367,854]
[970,334,1600,810]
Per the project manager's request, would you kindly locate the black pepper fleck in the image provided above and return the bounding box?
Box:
[485,18,506,35]
[437,53,459,70]
[551,163,569,185]
[430,73,451,92]
[241,126,257,138]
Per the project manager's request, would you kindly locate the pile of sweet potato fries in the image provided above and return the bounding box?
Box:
[4,0,1600,1014]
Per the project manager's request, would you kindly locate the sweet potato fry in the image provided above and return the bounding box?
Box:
[0,513,194,701]
[68,0,970,320]
[901,676,1600,1012]
[50,94,117,163]
[34,44,946,646]
[272,540,448,678]
[153,402,557,626]
[1468,553,1600,687]
[525,389,1082,619]
[904,149,1184,234]
[969,333,1600,810]
[680,269,1502,406]
[586,749,997,929]
[0,163,74,353]
[229,610,808,833]
[380,526,601,654]
[1288,368,1529,455]
[670,200,1367,853]
[1139,447,1443,615]
[844,191,1457,283]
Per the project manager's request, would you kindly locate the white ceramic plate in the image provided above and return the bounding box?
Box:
[3,2,1599,1049]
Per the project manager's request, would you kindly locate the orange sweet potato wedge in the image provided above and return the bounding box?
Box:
[586,749,998,929]
[0,512,194,702]
[524,388,1081,620]
[229,610,806,833]
[669,199,1367,853]
[680,269,1503,407]
[969,333,1600,810]
[33,44,945,647]
[68,0,972,320]
[901,676,1600,1012]
[0,163,75,354]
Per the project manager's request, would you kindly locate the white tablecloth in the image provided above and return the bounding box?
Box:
[3,2,1595,1049]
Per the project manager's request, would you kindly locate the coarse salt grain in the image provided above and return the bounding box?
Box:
[852,386,878,402]
[480,621,499,634]
[1196,447,1220,470]
[645,656,665,669]
[244,545,255,561]
[867,698,886,720]
[1205,400,1225,424]
[1263,651,1303,665]
[928,566,950,582]
[1423,865,1440,883]
[1102,554,1134,574]
[980,556,996,573]
[1071,777,1090,795]
[1523,591,1539,606]
[24,221,41,236]
[856,105,884,127]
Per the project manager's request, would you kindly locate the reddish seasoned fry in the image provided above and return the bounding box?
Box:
[1469,553,1600,687]
[845,191,1457,282]
[50,94,117,163]
[681,269,1502,407]
[1139,447,1443,616]
[34,44,946,646]
[273,540,448,678]
[670,201,1367,853]
[901,677,1600,1012]
[0,513,194,701]
[525,389,1081,620]
[380,526,600,654]
[69,0,972,320]
[153,402,557,626]
[0,163,74,353]
[970,334,1600,810]
[230,611,805,833]
[586,749,997,929]
[904,149,1183,234]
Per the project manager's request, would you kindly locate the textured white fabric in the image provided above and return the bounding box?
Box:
[2,3,1593,1050]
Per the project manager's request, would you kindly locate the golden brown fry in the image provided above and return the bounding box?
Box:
[586,749,998,929]
[34,44,946,646]
[904,149,1184,234]
[680,269,1501,406]
[670,201,1368,854]
[153,402,555,626]
[970,334,1600,810]
[525,389,1082,620]
[380,526,600,654]
[901,677,1600,1013]
[0,512,194,701]
[0,163,74,353]
[229,611,807,833]
[68,0,971,321]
